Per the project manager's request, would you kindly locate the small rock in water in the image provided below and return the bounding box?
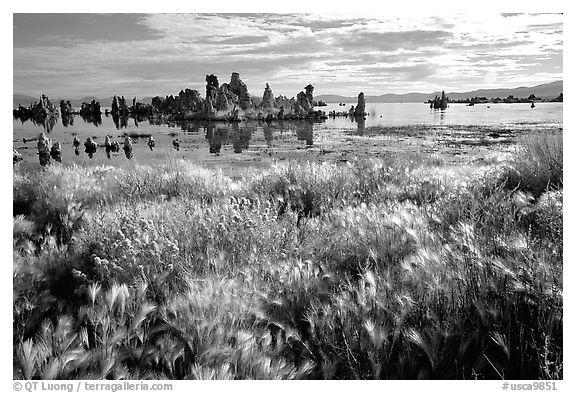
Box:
[123,136,133,159]
[50,141,62,162]
[37,133,51,166]
[84,137,97,159]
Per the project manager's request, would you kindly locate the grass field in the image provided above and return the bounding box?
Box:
[12,131,562,380]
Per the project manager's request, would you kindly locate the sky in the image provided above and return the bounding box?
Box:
[12,12,563,99]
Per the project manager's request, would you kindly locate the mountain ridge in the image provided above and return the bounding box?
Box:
[316,81,563,103]
[13,81,562,107]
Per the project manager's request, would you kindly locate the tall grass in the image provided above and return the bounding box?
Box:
[13,145,562,379]
[502,131,562,197]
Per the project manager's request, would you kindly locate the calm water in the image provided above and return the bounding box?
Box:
[13,102,563,169]
[323,102,563,126]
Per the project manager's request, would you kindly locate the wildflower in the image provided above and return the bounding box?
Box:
[72,269,87,280]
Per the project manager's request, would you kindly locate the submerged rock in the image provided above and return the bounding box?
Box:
[84,137,97,159]
[37,133,51,166]
[50,141,62,163]
[123,136,133,159]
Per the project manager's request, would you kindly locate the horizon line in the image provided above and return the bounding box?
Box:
[13,79,563,101]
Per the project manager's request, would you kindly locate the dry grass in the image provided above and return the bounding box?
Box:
[13,147,562,379]
[502,131,562,197]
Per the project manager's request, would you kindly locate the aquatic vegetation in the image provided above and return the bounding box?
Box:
[13,147,562,379]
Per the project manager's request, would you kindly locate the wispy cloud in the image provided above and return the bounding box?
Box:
[13,13,563,98]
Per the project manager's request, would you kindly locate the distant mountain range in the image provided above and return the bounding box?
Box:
[315,81,563,103]
[13,81,562,107]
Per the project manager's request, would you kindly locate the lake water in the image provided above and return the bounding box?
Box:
[323,102,562,126]
[13,102,563,170]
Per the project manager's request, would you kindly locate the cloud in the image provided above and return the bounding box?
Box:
[527,22,563,31]
[12,13,563,97]
[334,30,453,52]
[361,63,436,80]
[205,36,269,45]
[13,14,161,47]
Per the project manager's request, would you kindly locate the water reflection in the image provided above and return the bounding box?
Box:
[263,124,273,147]
[296,121,314,146]
[112,114,130,130]
[13,114,56,131]
[231,123,253,153]
[16,102,559,168]
[61,113,74,127]
[431,109,446,123]
[132,114,149,128]
[42,116,57,133]
[206,124,230,155]
[81,113,102,127]
[356,116,366,135]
